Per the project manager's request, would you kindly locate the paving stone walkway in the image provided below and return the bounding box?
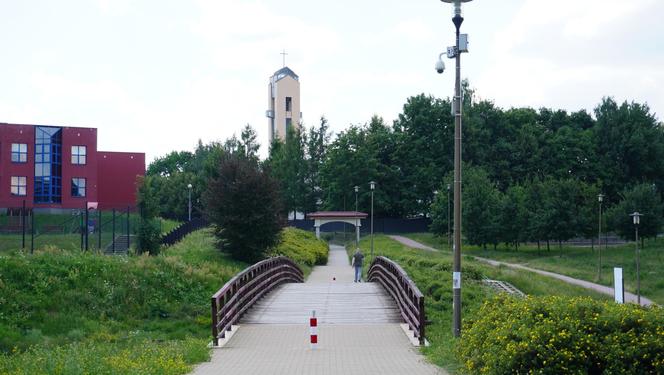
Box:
[191,244,446,375]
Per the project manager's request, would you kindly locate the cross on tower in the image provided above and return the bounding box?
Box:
[280,49,288,67]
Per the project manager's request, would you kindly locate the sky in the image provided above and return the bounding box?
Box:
[1,0,663,162]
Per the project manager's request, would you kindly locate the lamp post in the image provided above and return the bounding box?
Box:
[630,212,642,305]
[447,183,452,251]
[354,186,359,212]
[370,181,375,258]
[438,0,473,338]
[187,183,193,221]
[597,193,604,281]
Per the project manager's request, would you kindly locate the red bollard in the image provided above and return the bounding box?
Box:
[310,310,318,349]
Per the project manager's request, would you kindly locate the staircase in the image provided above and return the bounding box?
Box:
[105,235,135,255]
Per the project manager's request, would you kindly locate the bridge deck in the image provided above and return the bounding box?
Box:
[191,245,445,375]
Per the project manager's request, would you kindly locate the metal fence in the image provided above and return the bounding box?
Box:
[0,203,139,254]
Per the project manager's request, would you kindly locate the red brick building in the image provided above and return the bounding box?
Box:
[0,123,145,212]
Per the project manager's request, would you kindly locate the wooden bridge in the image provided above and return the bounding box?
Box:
[192,245,444,375]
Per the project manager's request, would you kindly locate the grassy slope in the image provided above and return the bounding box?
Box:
[351,235,609,374]
[0,227,321,374]
[0,229,246,374]
[409,232,664,305]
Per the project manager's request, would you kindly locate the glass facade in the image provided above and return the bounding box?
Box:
[11,143,28,163]
[34,127,62,203]
[71,178,86,197]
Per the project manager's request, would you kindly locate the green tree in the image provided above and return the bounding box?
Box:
[136,176,162,255]
[462,166,502,249]
[594,98,664,201]
[606,183,663,241]
[205,153,284,262]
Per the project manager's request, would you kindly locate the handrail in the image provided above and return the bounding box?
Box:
[210,256,304,346]
[368,256,426,345]
[161,218,207,246]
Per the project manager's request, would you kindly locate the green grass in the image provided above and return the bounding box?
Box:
[350,234,610,373]
[0,228,246,374]
[0,226,328,373]
[405,232,664,305]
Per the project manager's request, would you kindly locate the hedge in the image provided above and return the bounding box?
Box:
[458,295,664,374]
[269,228,328,267]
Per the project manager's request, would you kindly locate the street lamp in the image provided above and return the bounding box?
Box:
[447,183,452,251]
[187,183,193,221]
[354,186,359,212]
[597,193,604,281]
[437,0,473,338]
[370,181,376,258]
[630,212,642,305]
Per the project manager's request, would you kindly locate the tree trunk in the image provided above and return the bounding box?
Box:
[591,237,594,252]
[559,240,563,258]
[546,240,550,252]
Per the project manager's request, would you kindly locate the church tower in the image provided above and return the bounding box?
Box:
[266,54,301,143]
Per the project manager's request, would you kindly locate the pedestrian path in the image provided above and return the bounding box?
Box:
[191,244,446,375]
[388,235,655,306]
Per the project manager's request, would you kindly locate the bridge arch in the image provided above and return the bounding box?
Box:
[306,211,368,245]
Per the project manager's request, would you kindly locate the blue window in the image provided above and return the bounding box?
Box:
[71,146,86,165]
[34,126,62,203]
[11,143,27,163]
[71,178,86,197]
[11,176,27,196]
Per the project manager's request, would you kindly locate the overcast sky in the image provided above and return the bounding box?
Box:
[1,0,663,162]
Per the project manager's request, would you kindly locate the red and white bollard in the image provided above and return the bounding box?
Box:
[310,310,318,350]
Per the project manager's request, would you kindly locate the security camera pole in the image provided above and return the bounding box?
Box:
[440,0,472,338]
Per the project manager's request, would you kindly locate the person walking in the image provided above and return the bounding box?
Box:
[351,248,365,282]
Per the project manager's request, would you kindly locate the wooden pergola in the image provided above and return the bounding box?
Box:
[306,211,368,244]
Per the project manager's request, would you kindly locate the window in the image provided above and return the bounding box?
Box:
[285,97,292,112]
[71,178,86,197]
[11,176,27,196]
[71,146,86,165]
[11,143,27,163]
[286,118,292,131]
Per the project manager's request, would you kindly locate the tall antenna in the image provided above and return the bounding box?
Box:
[280,49,288,67]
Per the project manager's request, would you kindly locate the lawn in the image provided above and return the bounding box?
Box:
[406,232,664,305]
[349,234,609,374]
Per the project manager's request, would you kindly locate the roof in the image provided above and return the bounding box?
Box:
[271,66,299,82]
[306,211,368,219]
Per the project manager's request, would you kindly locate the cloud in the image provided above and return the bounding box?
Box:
[476,0,664,119]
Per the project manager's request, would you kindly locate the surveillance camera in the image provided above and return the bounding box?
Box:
[435,55,445,74]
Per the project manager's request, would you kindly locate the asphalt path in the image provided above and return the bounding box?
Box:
[388,235,655,307]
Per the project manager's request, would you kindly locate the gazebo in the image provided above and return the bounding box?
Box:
[306,211,368,244]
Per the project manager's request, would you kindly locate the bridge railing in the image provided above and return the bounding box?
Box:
[368,256,426,345]
[211,256,304,346]
[161,218,208,247]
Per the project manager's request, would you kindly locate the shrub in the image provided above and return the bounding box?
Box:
[270,228,328,267]
[458,295,664,374]
[138,218,162,255]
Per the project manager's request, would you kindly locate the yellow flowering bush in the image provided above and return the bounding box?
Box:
[269,227,328,266]
[458,295,664,374]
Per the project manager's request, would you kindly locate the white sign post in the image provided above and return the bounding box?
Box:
[614,267,624,304]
